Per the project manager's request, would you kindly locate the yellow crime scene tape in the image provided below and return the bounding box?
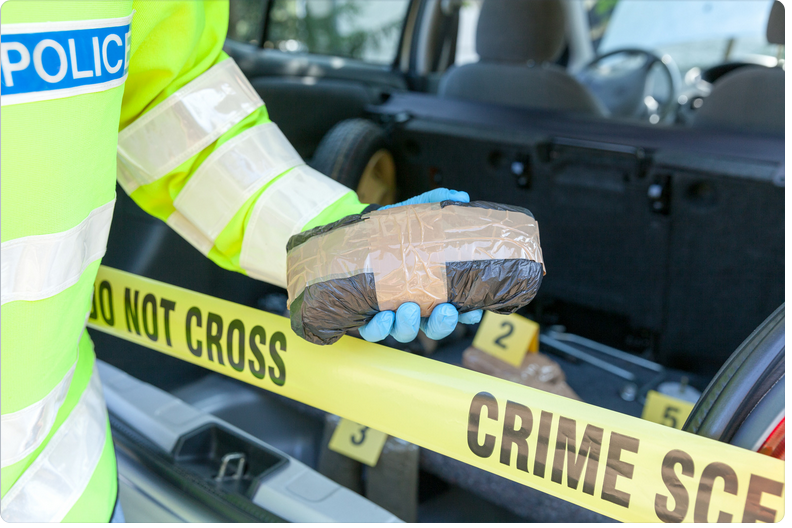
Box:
[87,266,785,523]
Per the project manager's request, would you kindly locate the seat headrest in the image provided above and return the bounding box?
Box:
[767,0,784,45]
[476,0,566,63]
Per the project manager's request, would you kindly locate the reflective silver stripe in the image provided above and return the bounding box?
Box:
[174,122,303,241]
[116,155,138,195]
[0,13,133,34]
[0,200,115,305]
[1,361,77,468]
[166,211,214,256]
[1,365,108,522]
[240,165,351,287]
[116,58,263,194]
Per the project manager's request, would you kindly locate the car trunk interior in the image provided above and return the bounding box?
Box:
[94,0,783,521]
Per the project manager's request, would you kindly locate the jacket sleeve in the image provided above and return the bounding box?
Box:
[118,0,366,288]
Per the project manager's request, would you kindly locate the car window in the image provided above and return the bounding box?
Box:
[263,0,411,65]
[587,0,781,73]
[454,0,483,66]
[229,0,267,45]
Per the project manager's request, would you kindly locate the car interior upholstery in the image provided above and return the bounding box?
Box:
[438,0,608,115]
[691,0,785,135]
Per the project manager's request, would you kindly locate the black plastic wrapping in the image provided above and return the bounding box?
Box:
[287,201,544,345]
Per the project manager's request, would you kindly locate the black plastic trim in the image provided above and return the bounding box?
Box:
[108,413,286,523]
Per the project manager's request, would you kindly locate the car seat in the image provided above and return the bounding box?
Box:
[691,1,784,135]
[438,0,607,115]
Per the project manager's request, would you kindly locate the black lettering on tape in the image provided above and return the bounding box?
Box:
[248,325,267,379]
[742,474,784,523]
[206,312,224,365]
[227,319,245,373]
[142,293,158,342]
[99,281,114,326]
[125,288,141,335]
[186,307,203,357]
[160,298,176,346]
[533,411,553,478]
[467,392,498,458]
[499,401,533,472]
[269,331,287,386]
[694,462,737,523]
[551,417,603,496]
[654,449,694,522]
[601,432,639,508]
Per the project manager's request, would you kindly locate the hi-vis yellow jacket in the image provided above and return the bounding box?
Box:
[0,1,364,521]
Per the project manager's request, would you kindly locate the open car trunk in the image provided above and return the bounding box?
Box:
[370,92,784,376]
[93,81,782,524]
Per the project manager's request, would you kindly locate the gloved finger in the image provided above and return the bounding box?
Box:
[458,309,484,325]
[390,302,421,343]
[420,303,459,340]
[358,311,395,342]
[415,188,470,204]
[382,188,470,209]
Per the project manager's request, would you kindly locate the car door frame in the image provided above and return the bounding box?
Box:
[224,0,424,159]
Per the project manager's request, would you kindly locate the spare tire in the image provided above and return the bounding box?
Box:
[309,119,397,206]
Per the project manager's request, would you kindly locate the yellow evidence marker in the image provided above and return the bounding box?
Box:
[472,311,540,367]
[641,390,695,430]
[328,418,389,466]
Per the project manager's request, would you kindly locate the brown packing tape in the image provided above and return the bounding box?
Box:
[287,203,545,316]
[286,216,372,305]
[368,204,448,315]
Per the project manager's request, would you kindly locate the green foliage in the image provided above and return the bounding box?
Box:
[267,0,404,63]
[588,0,620,46]
[594,0,619,17]
[229,0,267,44]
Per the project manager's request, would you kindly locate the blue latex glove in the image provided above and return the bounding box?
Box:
[358,188,484,343]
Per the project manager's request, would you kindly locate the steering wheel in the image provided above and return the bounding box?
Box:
[577,48,682,123]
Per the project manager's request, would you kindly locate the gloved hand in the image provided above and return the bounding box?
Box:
[357,188,484,343]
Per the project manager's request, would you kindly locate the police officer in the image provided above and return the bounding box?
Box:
[0,1,481,521]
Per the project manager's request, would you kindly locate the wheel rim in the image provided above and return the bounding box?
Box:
[356,149,397,206]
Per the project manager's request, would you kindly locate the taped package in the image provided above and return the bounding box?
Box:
[287,201,545,345]
[462,346,581,400]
